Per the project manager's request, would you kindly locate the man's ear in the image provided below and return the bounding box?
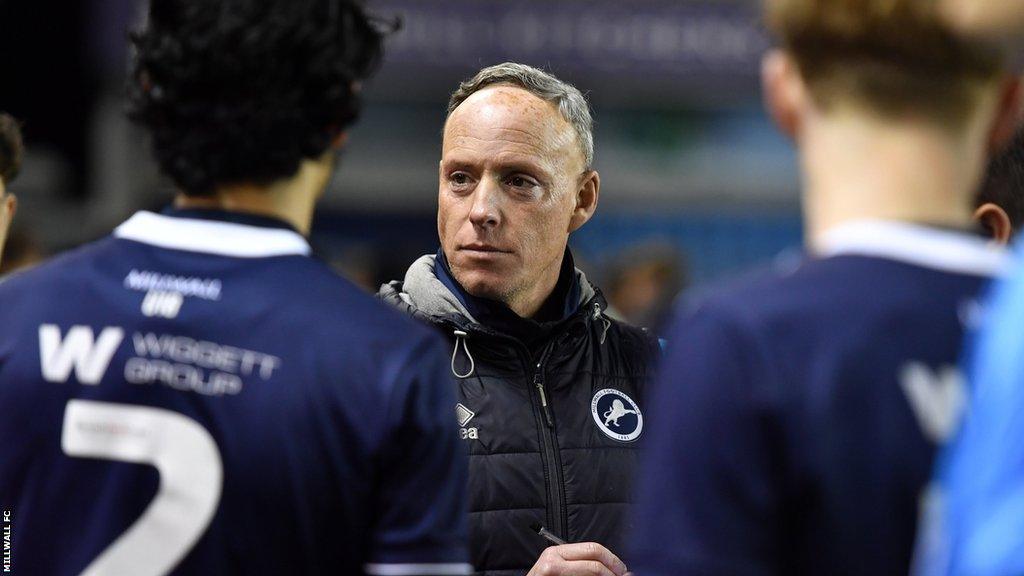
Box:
[762,49,806,141]
[974,201,1014,244]
[568,170,600,233]
[2,192,16,222]
[988,77,1023,155]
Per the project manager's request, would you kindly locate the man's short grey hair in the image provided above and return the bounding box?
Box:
[447,62,595,169]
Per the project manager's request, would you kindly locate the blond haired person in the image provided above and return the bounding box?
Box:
[628,1,1020,574]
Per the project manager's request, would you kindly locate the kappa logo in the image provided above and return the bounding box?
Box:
[456,403,478,440]
[591,389,643,442]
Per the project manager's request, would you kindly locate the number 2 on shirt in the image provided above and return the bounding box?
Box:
[61,400,223,576]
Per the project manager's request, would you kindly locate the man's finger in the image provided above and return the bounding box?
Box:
[560,560,618,576]
[552,542,628,576]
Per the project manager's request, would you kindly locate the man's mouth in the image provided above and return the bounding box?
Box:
[460,243,512,254]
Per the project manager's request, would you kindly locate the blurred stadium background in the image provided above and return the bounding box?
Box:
[0,0,798,330]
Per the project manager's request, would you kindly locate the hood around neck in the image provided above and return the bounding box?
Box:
[378,254,601,332]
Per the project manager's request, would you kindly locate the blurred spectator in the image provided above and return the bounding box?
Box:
[603,241,688,334]
[975,125,1024,243]
[0,0,97,199]
[0,113,23,268]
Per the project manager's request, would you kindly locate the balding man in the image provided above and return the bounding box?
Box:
[381,63,660,576]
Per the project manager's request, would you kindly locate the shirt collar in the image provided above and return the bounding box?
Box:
[161,206,301,233]
[114,209,311,258]
[812,219,1008,277]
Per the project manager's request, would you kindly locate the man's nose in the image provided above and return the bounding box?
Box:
[469,179,501,230]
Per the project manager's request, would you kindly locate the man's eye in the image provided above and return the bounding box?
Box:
[508,176,535,188]
[449,173,473,188]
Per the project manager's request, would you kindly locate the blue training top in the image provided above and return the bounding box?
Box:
[915,238,1024,576]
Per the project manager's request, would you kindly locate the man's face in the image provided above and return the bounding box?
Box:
[438,86,588,311]
[0,180,15,261]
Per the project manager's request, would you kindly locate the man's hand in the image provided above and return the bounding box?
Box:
[526,542,632,576]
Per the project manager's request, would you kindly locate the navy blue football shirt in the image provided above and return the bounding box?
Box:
[0,210,470,576]
[628,221,1006,576]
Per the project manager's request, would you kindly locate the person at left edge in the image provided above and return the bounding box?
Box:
[0,1,470,575]
[0,113,22,270]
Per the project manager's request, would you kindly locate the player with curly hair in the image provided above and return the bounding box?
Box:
[0,2,470,575]
[127,0,380,200]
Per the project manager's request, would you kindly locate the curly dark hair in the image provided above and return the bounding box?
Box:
[0,113,23,184]
[977,126,1024,230]
[128,0,385,196]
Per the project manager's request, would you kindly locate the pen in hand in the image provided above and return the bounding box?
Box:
[530,522,568,546]
[527,523,631,576]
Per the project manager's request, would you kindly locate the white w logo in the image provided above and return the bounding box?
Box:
[39,325,124,385]
[900,362,967,444]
